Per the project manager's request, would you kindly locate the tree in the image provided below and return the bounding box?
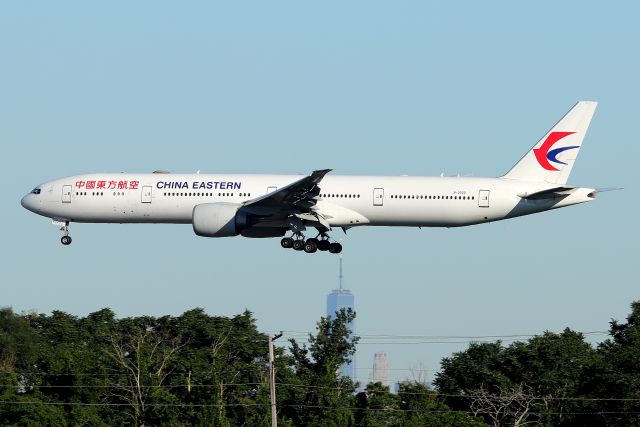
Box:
[398,381,488,427]
[435,329,599,426]
[469,384,538,427]
[434,341,512,411]
[284,308,359,427]
[105,314,186,427]
[166,309,273,426]
[0,307,38,375]
[581,301,640,426]
[354,382,399,427]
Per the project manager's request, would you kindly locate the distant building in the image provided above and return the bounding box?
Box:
[393,382,401,395]
[372,352,390,389]
[326,255,355,382]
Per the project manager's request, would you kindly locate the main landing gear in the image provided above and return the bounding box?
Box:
[280,233,342,254]
[59,222,72,246]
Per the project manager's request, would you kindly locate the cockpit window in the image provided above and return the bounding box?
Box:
[31,188,41,195]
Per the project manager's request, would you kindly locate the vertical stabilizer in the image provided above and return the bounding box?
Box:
[502,101,597,184]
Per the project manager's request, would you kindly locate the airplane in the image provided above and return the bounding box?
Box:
[22,101,611,254]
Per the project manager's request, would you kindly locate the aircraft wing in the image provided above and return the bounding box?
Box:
[240,169,331,216]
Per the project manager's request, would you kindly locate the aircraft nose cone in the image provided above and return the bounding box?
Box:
[21,194,35,212]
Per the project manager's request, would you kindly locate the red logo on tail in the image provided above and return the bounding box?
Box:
[533,132,576,171]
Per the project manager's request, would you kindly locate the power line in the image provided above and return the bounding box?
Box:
[273,330,611,346]
[0,400,637,416]
[269,330,610,340]
[3,382,640,403]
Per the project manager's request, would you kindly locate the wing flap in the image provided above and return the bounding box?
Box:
[241,169,331,215]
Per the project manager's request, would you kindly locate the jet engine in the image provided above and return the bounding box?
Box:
[192,203,248,237]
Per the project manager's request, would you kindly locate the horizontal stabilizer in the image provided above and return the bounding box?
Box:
[519,186,575,200]
[594,187,623,193]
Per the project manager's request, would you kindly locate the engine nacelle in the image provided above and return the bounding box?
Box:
[192,203,248,237]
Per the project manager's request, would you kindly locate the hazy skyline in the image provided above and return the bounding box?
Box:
[2,1,637,385]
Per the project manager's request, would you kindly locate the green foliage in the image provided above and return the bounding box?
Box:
[0,306,273,426]
[0,307,37,374]
[352,381,487,427]
[284,308,359,427]
[0,395,68,426]
[354,382,400,426]
[579,301,640,426]
[397,381,488,427]
[1,301,639,426]
[434,302,640,426]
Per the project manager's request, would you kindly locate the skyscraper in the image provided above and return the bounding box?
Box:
[372,352,390,389]
[326,255,355,381]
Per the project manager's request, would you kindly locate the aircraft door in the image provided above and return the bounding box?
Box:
[478,190,490,207]
[141,186,152,203]
[373,188,384,206]
[62,185,72,203]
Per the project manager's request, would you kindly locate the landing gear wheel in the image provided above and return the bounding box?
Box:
[329,242,342,254]
[317,239,330,251]
[304,239,318,253]
[61,236,72,246]
[292,239,305,251]
[281,237,294,248]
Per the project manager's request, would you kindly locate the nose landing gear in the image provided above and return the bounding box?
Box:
[57,221,72,245]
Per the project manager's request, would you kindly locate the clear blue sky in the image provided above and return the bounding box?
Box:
[2,1,637,385]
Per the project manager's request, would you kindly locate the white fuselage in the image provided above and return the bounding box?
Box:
[21,172,595,230]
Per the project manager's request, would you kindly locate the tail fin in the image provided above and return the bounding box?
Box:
[501,101,597,184]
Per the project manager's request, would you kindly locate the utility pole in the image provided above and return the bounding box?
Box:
[269,331,283,427]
